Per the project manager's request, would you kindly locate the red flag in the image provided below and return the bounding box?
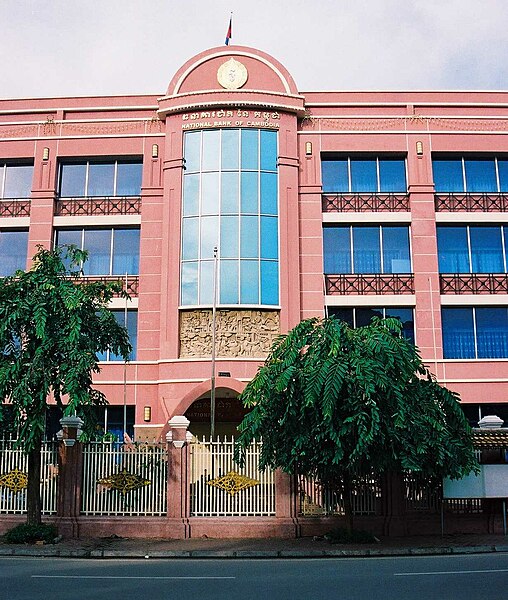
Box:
[225,15,232,45]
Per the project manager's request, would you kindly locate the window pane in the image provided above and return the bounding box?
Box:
[356,307,383,327]
[353,227,381,273]
[199,261,214,304]
[322,160,348,193]
[382,227,410,273]
[240,215,258,258]
[260,216,278,260]
[88,163,115,197]
[220,216,239,258]
[60,164,86,197]
[83,229,112,275]
[241,171,258,213]
[0,167,4,197]
[469,226,504,273]
[112,229,140,275]
[433,160,464,193]
[499,160,508,192]
[379,159,406,192]
[241,129,258,170]
[442,308,475,359]
[4,165,33,198]
[182,218,199,260]
[328,307,353,326]
[220,260,239,304]
[183,174,200,216]
[184,131,201,172]
[464,159,497,193]
[55,230,82,270]
[260,260,278,305]
[202,130,220,171]
[201,172,220,214]
[350,160,377,193]
[200,216,219,260]
[116,162,142,196]
[0,230,28,276]
[260,172,277,215]
[240,260,259,304]
[437,227,469,273]
[260,130,277,171]
[476,307,508,358]
[323,227,350,274]
[110,311,138,361]
[181,262,198,304]
[221,129,239,170]
[385,307,415,344]
[221,172,239,214]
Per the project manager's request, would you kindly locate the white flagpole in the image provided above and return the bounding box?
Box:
[210,246,219,438]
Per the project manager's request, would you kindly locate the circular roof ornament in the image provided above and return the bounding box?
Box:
[217,58,248,90]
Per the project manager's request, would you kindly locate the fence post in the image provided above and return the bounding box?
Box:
[275,470,300,537]
[56,416,84,538]
[166,416,192,538]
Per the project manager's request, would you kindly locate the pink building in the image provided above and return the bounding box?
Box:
[1,45,508,440]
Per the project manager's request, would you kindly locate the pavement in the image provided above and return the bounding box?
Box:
[1,533,508,559]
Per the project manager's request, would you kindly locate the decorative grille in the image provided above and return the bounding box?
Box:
[322,194,410,213]
[54,196,141,216]
[325,274,414,295]
[440,274,508,295]
[435,193,508,212]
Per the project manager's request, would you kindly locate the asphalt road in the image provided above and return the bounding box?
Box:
[1,554,507,600]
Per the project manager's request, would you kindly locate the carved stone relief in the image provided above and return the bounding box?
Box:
[179,310,280,358]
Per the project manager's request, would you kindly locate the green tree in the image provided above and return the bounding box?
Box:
[0,246,131,525]
[236,317,477,530]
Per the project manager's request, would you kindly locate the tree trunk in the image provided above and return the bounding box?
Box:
[342,473,354,533]
[27,436,42,525]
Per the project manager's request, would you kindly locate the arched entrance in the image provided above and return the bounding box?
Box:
[184,387,248,437]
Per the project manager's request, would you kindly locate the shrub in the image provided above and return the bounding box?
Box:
[4,523,57,545]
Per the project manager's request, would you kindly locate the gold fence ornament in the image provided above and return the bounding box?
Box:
[97,469,151,495]
[207,470,260,496]
[0,468,28,493]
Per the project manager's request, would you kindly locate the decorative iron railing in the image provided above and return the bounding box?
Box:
[322,193,410,213]
[0,439,58,515]
[81,441,167,516]
[0,199,31,218]
[440,274,508,295]
[435,193,508,212]
[189,437,275,517]
[325,274,414,295]
[54,196,141,216]
[77,275,139,297]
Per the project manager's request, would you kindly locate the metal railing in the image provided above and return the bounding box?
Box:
[435,193,508,212]
[325,274,414,295]
[77,275,139,297]
[190,437,275,517]
[440,274,508,295]
[81,442,167,516]
[322,193,410,213]
[0,439,58,515]
[55,196,141,216]
[0,199,31,218]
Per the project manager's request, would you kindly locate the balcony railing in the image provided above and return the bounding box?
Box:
[322,193,410,213]
[55,196,141,216]
[0,198,31,217]
[78,275,139,297]
[325,274,414,295]
[435,193,508,212]
[440,274,508,295]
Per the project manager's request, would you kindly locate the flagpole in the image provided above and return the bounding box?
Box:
[210,246,219,438]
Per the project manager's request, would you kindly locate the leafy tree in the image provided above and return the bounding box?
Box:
[0,246,131,525]
[236,317,477,530]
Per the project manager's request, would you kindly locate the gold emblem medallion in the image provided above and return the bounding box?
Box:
[217,58,248,90]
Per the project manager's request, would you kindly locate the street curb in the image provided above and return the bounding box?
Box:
[0,545,507,559]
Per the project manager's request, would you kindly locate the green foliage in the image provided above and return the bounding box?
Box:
[0,245,132,452]
[325,527,377,544]
[4,522,57,544]
[235,317,478,487]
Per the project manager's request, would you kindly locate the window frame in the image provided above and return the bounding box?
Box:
[327,306,415,343]
[0,162,34,199]
[432,156,508,193]
[0,228,29,276]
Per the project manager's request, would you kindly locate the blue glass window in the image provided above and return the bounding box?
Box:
[433,160,464,192]
[499,160,508,192]
[437,226,507,274]
[2,164,33,198]
[181,128,278,306]
[433,157,508,193]
[99,310,138,362]
[328,306,415,343]
[442,307,508,359]
[55,228,140,276]
[59,160,142,197]
[382,227,411,273]
[323,227,350,274]
[353,227,380,273]
[321,157,406,193]
[465,160,497,193]
[0,230,28,276]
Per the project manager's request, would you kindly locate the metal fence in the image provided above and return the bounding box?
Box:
[190,437,275,516]
[81,442,167,516]
[298,475,381,516]
[0,439,58,515]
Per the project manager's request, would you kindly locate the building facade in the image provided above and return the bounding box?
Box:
[1,45,508,441]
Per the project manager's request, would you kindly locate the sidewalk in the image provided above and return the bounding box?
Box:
[1,534,507,559]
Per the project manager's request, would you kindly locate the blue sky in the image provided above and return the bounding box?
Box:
[1,0,507,98]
